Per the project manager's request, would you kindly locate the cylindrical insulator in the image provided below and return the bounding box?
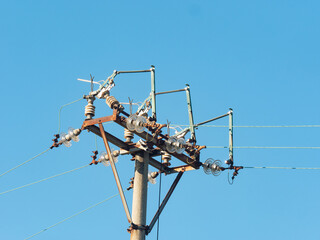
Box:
[124,128,134,143]
[85,103,95,119]
[106,96,119,109]
[162,152,171,166]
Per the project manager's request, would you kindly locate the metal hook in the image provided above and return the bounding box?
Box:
[128,97,133,115]
[167,120,171,137]
[90,74,95,93]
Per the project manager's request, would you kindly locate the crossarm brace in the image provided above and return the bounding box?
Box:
[146,171,184,235]
[99,123,132,223]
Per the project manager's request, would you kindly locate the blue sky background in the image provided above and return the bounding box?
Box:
[1,1,320,239]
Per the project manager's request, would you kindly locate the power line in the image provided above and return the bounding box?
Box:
[172,124,320,128]
[0,98,83,179]
[0,164,90,196]
[244,166,320,170]
[207,146,320,149]
[24,193,119,240]
[0,148,51,178]
[58,98,83,134]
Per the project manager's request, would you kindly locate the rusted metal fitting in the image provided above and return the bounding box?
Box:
[127,223,149,233]
[146,123,167,137]
[90,150,99,165]
[232,166,243,180]
[195,145,206,154]
[50,134,60,149]
[127,177,134,191]
[119,116,126,123]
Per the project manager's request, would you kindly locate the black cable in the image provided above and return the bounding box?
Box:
[156,159,163,240]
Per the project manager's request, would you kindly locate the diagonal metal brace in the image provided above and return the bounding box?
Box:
[146,171,184,235]
[98,123,132,223]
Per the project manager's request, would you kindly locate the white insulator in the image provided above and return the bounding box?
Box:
[106,96,119,109]
[97,88,109,99]
[85,103,95,119]
[124,128,134,143]
[148,171,159,185]
[162,152,172,166]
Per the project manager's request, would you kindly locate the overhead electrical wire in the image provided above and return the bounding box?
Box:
[0,148,51,178]
[1,99,84,179]
[172,124,320,128]
[207,146,320,149]
[0,164,90,196]
[58,98,83,134]
[24,193,119,240]
[244,166,320,170]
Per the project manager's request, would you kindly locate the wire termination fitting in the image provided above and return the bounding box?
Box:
[90,150,99,165]
[50,134,60,149]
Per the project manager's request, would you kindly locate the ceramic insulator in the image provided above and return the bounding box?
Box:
[162,152,172,166]
[106,96,119,109]
[124,128,134,143]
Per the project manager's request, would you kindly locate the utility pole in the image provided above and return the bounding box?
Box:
[130,152,149,240]
[54,66,243,239]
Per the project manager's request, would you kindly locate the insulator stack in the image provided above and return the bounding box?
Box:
[162,152,171,166]
[106,95,119,109]
[85,98,95,119]
[124,128,134,143]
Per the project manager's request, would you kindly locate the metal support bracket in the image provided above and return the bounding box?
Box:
[146,171,184,235]
[98,123,132,223]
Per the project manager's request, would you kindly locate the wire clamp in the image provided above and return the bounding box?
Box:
[90,150,99,165]
[127,223,149,233]
[127,177,134,191]
[50,134,60,149]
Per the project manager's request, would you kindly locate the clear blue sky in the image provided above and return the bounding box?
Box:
[1,1,320,239]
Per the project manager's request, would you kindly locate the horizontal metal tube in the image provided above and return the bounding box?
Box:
[195,113,229,127]
[155,88,186,95]
[116,70,151,74]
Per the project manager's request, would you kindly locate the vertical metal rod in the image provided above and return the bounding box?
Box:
[229,108,234,164]
[147,171,184,234]
[98,123,132,223]
[185,84,196,142]
[130,152,149,240]
[150,66,156,120]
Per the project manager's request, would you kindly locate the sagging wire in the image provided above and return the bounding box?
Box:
[58,98,83,134]
[24,193,120,240]
[1,97,84,178]
[171,124,320,128]
[0,164,90,196]
[207,146,320,149]
[244,166,320,170]
[0,148,51,178]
